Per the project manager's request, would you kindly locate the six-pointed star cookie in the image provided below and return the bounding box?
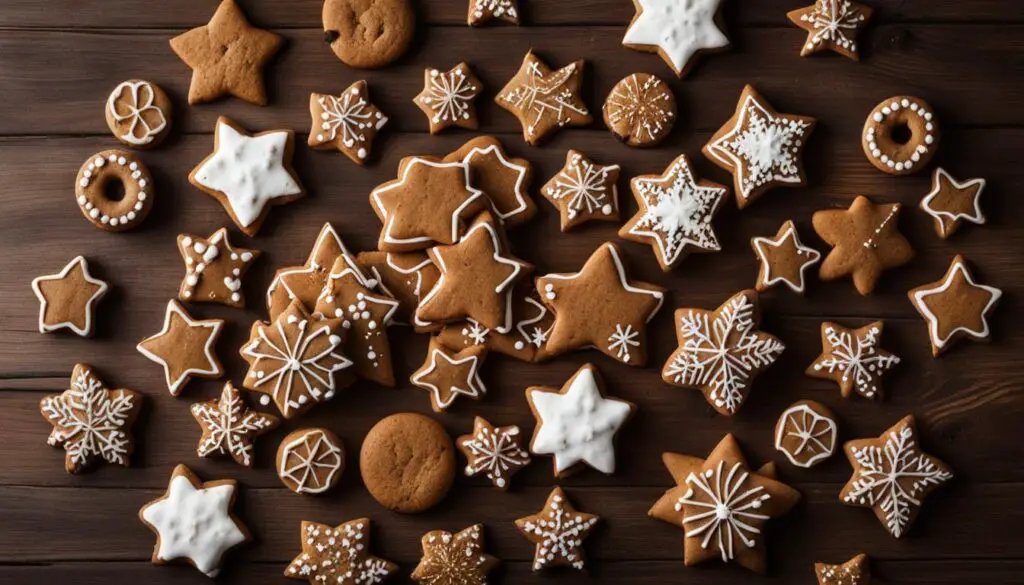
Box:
[415,62,483,134]
[813,196,915,295]
[908,255,1002,356]
[751,220,821,294]
[169,0,282,105]
[137,299,224,396]
[457,416,531,489]
[920,167,987,238]
[662,289,785,415]
[704,85,817,208]
[468,0,519,25]
[177,227,260,308]
[31,255,108,337]
[527,363,634,476]
[787,0,874,61]
[411,338,488,412]
[537,242,665,365]
[816,553,877,585]
[807,321,900,400]
[622,0,729,77]
[516,486,600,571]
[443,136,537,226]
[286,519,398,585]
[841,415,953,538]
[649,434,802,573]
[191,382,279,467]
[619,153,729,271]
[495,51,592,145]
[412,524,499,585]
[308,82,389,165]
[541,149,621,231]
[139,464,250,577]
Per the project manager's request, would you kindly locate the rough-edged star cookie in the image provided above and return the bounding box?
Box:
[750,220,821,294]
[516,487,600,571]
[137,299,224,396]
[908,255,1002,357]
[411,338,488,412]
[177,227,259,308]
[415,63,483,134]
[541,149,621,231]
[456,416,531,489]
[622,0,729,77]
[920,167,986,238]
[787,0,873,61]
[191,382,279,467]
[807,321,900,400]
[412,524,500,585]
[495,51,591,146]
[286,519,398,584]
[308,82,389,165]
[31,256,108,337]
[468,0,519,25]
[816,553,880,585]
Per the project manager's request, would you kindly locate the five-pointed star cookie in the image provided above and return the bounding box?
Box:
[649,434,802,573]
[140,464,249,577]
[308,82,389,165]
[169,0,282,105]
[191,382,279,467]
[816,553,877,585]
[662,289,785,415]
[807,321,900,400]
[516,486,600,571]
[137,299,224,396]
[751,220,821,294]
[468,0,519,25]
[371,156,486,251]
[841,415,953,538]
[527,363,634,476]
[541,149,621,231]
[704,85,817,208]
[788,0,874,61]
[190,117,304,236]
[920,167,986,238]
[286,519,398,585]
[537,242,665,365]
[415,62,483,134]
[443,136,537,226]
[412,524,500,585]
[619,153,729,271]
[813,196,915,295]
[908,255,1002,357]
[31,256,108,336]
[456,416,531,489]
[622,0,729,77]
[411,338,488,412]
[177,227,260,308]
[495,51,592,145]
[40,364,143,474]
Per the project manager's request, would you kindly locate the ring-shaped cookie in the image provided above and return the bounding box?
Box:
[862,96,939,176]
[75,150,154,232]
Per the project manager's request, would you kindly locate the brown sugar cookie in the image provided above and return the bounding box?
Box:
[622,0,729,78]
[169,0,282,106]
[807,321,900,400]
[414,63,483,134]
[456,416,531,489]
[412,524,499,585]
[495,51,591,146]
[105,80,171,148]
[813,196,915,295]
[602,73,676,147]
[75,150,154,232]
[360,413,456,513]
[468,0,519,25]
[816,553,879,585]
[286,519,398,584]
[920,167,986,238]
[191,382,279,467]
[31,256,108,337]
[411,338,488,412]
[862,96,939,175]
[322,0,415,68]
[177,227,260,308]
[437,286,555,362]
[308,82,389,165]
[276,428,345,495]
[774,399,838,468]
[541,150,621,231]
[787,0,873,60]
[751,220,821,294]
[443,136,536,226]
[137,299,224,396]
[357,250,441,325]
[908,255,1002,357]
[516,486,600,571]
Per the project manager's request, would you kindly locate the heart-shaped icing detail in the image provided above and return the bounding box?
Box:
[223,277,241,291]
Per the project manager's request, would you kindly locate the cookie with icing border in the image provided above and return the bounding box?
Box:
[322,0,414,68]
[908,255,1002,357]
[276,427,345,495]
[920,167,986,238]
[31,256,108,337]
[360,413,456,513]
[357,250,441,326]
[411,338,488,412]
[516,486,600,571]
[541,149,621,231]
[105,79,171,148]
[137,299,224,396]
[191,382,279,467]
[308,82,389,165]
[415,63,483,134]
[456,416,531,489]
[622,0,729,78]
[412,524,500,585]
[807,321,900,400]
[602,73,676,147]
[750,220,821,294]
[177,227,260,308]
[495,51,591,146]
[442,136,537,227]
[787,0,873,61]
[774,399,838,469]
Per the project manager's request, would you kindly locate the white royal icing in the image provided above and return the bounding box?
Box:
[912,258,1002,350]
[411,347,486,409]
[107,80,167,146]
[751,223,821,294]
[461,143,530,221]
[622,0,728,74]
[920,168,986,236]
[864,97,936,173]
[277,429,344,494]
[774,403,837,468]
[31,256,109,336]
[419,65,479,125]
[136,300,223,396]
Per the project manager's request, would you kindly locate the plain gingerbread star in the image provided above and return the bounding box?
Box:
[622,0,729,77]
[806,321,900,400]
[787,0,874,61]
[541,150,621,231]
[456,416,531,489]
[31,255,108,337]
[515,486,600,571]
[443,136,537,226]
[411,338,488,412]
[414,62,483,134]
[412,524,499,585]
[495,51,591,145]
[308,82,389,165]
[920,167,986,238]
[908,255,1002,356]
[751,220,821,294]
[191,382,279,467]
[816,553,878,584]
[169,0,282,105]
[285,519,398,585]
[137,299,224,396]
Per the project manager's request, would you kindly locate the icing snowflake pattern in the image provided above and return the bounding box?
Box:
[315,90,387,158]
[191,384,277,467]
[462,320,491,345]
[420,67,478,125]
[678,461,771,561]
[801,0,868,54]
[462,425,530,488]
[545,153,618,220]
[608,324,640,363]
[519,492,598,570]
[413,525,495,585]
[813,324,900,399]
[500,58,589,139]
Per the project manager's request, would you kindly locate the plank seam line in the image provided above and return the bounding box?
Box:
[2,481,1024,490]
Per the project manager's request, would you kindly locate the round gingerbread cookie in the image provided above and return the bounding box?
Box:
[75,150,154,232]
[277,428,345,495]
[602,73,676,147]
[862,96,939,176]
[322,0,415,68]
[774,399,838,468]
[105,79,172,148]
[359,413,455,513]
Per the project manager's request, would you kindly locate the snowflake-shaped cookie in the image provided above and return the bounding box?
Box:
[412,524,499,585]
[541,149,621,231]
[807,321,900,400]
[414,63,482,134]
[191,382,279,467]
[457,416,531,489]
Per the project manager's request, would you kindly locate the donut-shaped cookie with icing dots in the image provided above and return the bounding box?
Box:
[862,96,939,176]
[75,150,153,232]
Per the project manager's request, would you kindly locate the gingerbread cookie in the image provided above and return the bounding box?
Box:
[921,167,986,238]
[662,289,784,415]
[468,0,519,25]
[75,150,154,231]
[774,400,838,468]
[704,85,817,208]
[140,464,250,577]
[813,196,914,295]
[360,413,455,513]
[619,154,728,271]
[862,96,939,175]
[137,299,224,396]
[357,250,441,325]
[31,256,108,337]
[751,220,821,294]
[456,416,531,489]
[308,82,389,165]
[177,228,259,308]
[841,415,953,538]
[40,364,142,474]
[169,0,282,105]
[527,364,634,476]
[105,80,171,148]
[437,287,555,362]
[603,73,676,147]
[908,255,1002,356]
[495,51,591,145]
[286,519,398,585]
[276,428,345,495]
[816,554,878,585]
[541,150,621,231]
[322,0,414,68]
[411,338,487,412]
[807,321,900,400]
[516,487,599,571]
[443,136,537,226]
[787,0,873,60]
[415,63,483,134]
[412,524,499,585]
[622,0,729,77]
[191,382,279,467]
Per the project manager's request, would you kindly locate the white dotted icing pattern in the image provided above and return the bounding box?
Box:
[76,152,151,229]
[864,97,937,173]
[179,230,256,305]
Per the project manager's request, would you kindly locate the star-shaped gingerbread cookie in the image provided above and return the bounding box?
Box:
[412,524,499,585]
[357,250,441,326]
[807,321,900,400]
[286,520,397,585]
[468,0,519,25]
[516,487,600,571]
[411,338,488,412]
[414,63,483,134]
[751,220,821,294]
[443,136,537,226]
[920,167,986,238]
[816,553,879,585]
[169,0,282,105]
[908,255,1002,356]
[267,223,367,319]
[177,228,259,308]
[495,51,591,145]
[308,82,389,165]
[813,196,915,295]
[541,150,621,231]
[456,416,531,489]
[622,0,729,77]
[31,256,108,337]
[137,299,224,396]
[191,382,279,467]
[787,0,873,60]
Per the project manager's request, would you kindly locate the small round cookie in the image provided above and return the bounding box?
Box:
[75,150,153,232]
[277,428,345,495]
[602,73,676,147]
[105,80,171,148]
[360,413,455,513]
[862,96,939,175]
[322,0,415,68]
[774,400,838,468]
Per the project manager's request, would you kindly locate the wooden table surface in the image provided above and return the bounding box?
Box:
[2,0,1023,583]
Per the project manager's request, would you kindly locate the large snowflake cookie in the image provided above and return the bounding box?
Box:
[31,255,108,337]
[541,149,621,232]
[649,434,801,573]
[841,415,953,538]
[456,416,531,489]
[276,427,345,495]
[286,519,398,585]
[137,299,224,396]
[495,51,591,145]
[662,289,784,415]
[177,227,260,308]
[787,0,873,61]
[908,255,1001,357]
[308,82,389,165]
[807,321,900,400]
[774,399,838,468]
[412,524,500,585]
[414,62,483,134]
[191,382,279,467]
[516,486,600,571]
[622,0,729,77]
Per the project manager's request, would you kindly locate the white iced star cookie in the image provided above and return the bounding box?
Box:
[139,464,250,577]
[527,363,634,477]
[622,0,729,78]
[190,117,304,236]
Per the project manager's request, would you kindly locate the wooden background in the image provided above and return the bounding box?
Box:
[1,0,1023,583]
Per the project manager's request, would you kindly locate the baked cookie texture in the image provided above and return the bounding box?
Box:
[360,413,456,513]
[322,0,415,68]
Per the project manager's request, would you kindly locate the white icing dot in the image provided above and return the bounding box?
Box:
[79,178,89,187]
[77,196,86,205]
